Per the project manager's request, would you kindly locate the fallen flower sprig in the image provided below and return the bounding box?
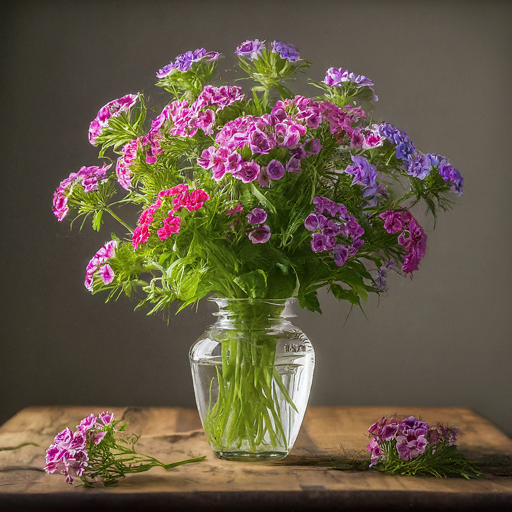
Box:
[44,411,205,486]
[366,415,481,479]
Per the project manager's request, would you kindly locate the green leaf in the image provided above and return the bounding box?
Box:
[330,283,360,305]
[251,184,277,214]
[233,269,268,298]
[298,291,322,313]
[92,210,104,231]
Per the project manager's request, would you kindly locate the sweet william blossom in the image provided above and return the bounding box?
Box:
[248,224,271,244]
[235,39,265,60]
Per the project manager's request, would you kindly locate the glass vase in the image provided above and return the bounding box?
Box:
[189,298,315,462]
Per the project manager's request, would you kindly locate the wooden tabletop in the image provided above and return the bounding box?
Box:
[1,406,511,511]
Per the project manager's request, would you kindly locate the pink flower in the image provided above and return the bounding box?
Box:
[226,204,243,214]
[85,240,118,290]
[157,214,181,241]
[98,264,115,285]
[99,411,114,426]
[196,109,216,135]
[93,432,107,445]
[89,94,138,146]
[78,414,97,433]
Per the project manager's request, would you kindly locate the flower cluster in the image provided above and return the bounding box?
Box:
[343,155,387,206]
[45,411,115,484]
[271,40,300,62]
[52,164,111,221]
[150,85,244,143]
[116,139,138,190]
[85,240,117,290]
[380,210,427,277]
[45,411,205,486]
[379,124,463,194]
[246,208,271,243]
[367,415,461,467]
[236,39,301,63]
[156,48,221,78]
[89,94,138,146]
[305,196,364,267]
[132,185,209,249]
[323,66,377,98]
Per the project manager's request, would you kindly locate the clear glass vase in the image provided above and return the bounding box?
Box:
[189,298,315,462]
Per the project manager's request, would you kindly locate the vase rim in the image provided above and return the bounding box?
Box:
[208,297,296,304]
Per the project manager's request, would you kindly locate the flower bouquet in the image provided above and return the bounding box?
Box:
[52,39,463,460]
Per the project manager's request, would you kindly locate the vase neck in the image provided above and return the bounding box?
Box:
[210,298,296,331]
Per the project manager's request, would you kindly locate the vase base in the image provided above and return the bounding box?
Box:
[213,450,288,462]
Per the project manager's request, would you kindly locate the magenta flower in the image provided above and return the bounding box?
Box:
[196,109,216,135]
[233,161,260,183]
[99,411,114,426]
[226,204,243,215]
[247,208,267,225]
[248,224,271,244]
[88,94,138,146]
[379,210,404,234]
[98,264,115,285]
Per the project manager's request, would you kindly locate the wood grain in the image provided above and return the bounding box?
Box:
[0,406,511,511]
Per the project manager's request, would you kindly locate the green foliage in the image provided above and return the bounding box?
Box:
[373,441,481,479]
[80,418,205,487]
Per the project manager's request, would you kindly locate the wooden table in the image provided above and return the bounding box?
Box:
[1,406,511,511]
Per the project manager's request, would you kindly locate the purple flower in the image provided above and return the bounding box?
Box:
[225,152,242,174]
[247,208,267,225]
[305,138,322,156]
[233,160,260,183]
[271,41,300,62]
[286,155,302,174]
[157,48,220,77]
[333,245,349,266]
[438,162,464,196]
[407,152,431,180]
[248,224,271,244]
[323,67,377,99]
[344,155,378,191]
[257,166,270,188]
[379,210,404,234]
[249,129,275,154]
[311,233,326,252]
[322,220,339,237]
[381,424,399,440]
[304,213,327,232]
[290,144,307,160]
[235,39,265,60]
[267,159,285,180]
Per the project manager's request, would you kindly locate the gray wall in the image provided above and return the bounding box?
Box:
[1,0,511,437]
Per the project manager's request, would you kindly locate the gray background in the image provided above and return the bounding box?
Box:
[1,0,511,437]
